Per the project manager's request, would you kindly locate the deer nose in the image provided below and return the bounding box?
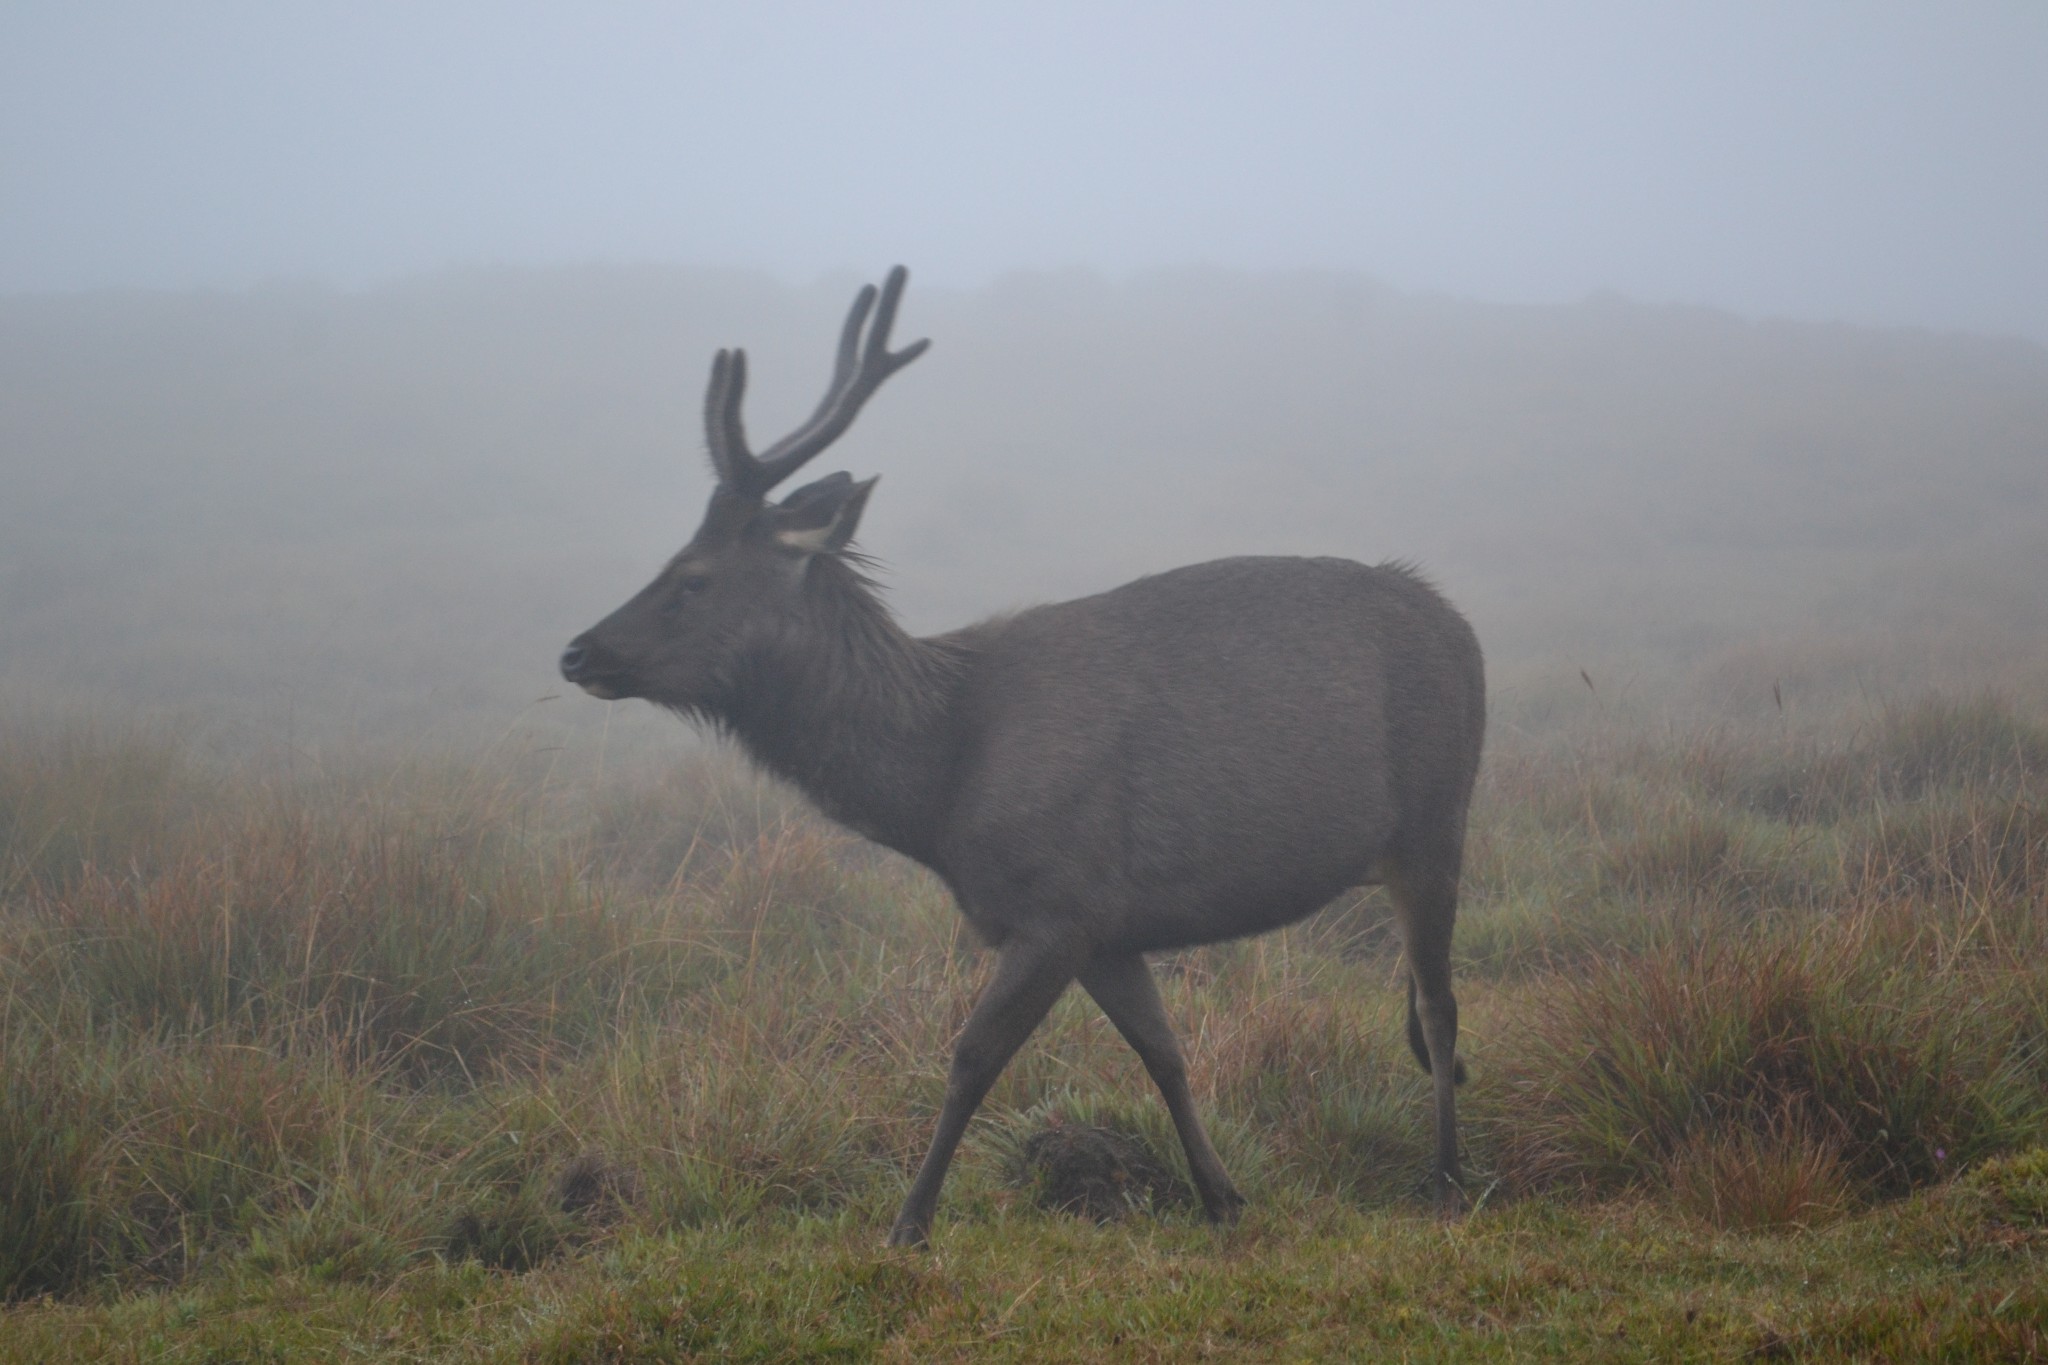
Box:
[559,642,591,680]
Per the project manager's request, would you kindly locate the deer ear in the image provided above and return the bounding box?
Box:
[770,473,877,556]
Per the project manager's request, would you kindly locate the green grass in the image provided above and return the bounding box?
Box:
[3,695,2046,1358]
[2,1186,2043,1362]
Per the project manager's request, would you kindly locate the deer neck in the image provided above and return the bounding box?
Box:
[720,561,963,862]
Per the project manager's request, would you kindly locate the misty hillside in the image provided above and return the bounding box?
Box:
[3,267,2045,745]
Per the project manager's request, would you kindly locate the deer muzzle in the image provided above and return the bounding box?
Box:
[559,636,624,700]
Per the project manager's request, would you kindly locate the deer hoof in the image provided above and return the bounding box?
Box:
[1202,1188,1248,1226]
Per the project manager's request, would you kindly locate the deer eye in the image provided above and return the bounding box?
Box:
[678,572,711,595]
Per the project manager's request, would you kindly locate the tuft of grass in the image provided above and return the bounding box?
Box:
[1958,1145,2048,1227]
[0,716,197,897]
[1866,694,2048,799]
[23,813,692,1079]
[1485,923,2047,1200]
[1598,800,1817,909]
[583,748,811,890]
[1737,693,2048,822]
[1202,976,1433,1205]
[1848,793,2048,908]
[1663,1104,1854,1231]
[0,1031,105,1298]
[0,1029,358,1295]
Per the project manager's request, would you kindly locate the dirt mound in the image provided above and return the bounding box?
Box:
[556,1152,640,1224]
[1013,1119,1188,1222]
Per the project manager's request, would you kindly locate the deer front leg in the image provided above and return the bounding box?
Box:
[888,939,1077,1247]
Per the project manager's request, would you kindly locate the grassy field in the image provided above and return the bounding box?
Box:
[3,693,2046,1361]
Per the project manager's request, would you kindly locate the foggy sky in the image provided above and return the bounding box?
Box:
[4,2,2047,343]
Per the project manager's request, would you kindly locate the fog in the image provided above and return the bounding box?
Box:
[3,7,2046,752]
[7,4,2046,340]
[5,268,2044,741]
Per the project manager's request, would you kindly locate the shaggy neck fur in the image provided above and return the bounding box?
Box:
[715,554,967,863]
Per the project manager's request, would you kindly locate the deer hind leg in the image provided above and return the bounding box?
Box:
[887,939,1077,1247]
[1388,858,1465,1214]
[1078,953,1246,1225]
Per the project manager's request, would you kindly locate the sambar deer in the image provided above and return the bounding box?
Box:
[561,267,1485,1245]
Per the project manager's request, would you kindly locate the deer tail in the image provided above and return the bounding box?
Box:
[1406,973,1467,1084]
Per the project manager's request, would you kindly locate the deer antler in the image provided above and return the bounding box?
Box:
[704,266,929,499]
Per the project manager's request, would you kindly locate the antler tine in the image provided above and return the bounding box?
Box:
[702,349,743,488]
[733,348,763,469]
[811,283,877,429]
[705,348,766,493]
[752,265,929,491]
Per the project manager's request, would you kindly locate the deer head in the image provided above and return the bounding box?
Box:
[559,267,928,709]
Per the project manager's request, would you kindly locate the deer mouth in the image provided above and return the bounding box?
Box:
[560,640,632,700]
